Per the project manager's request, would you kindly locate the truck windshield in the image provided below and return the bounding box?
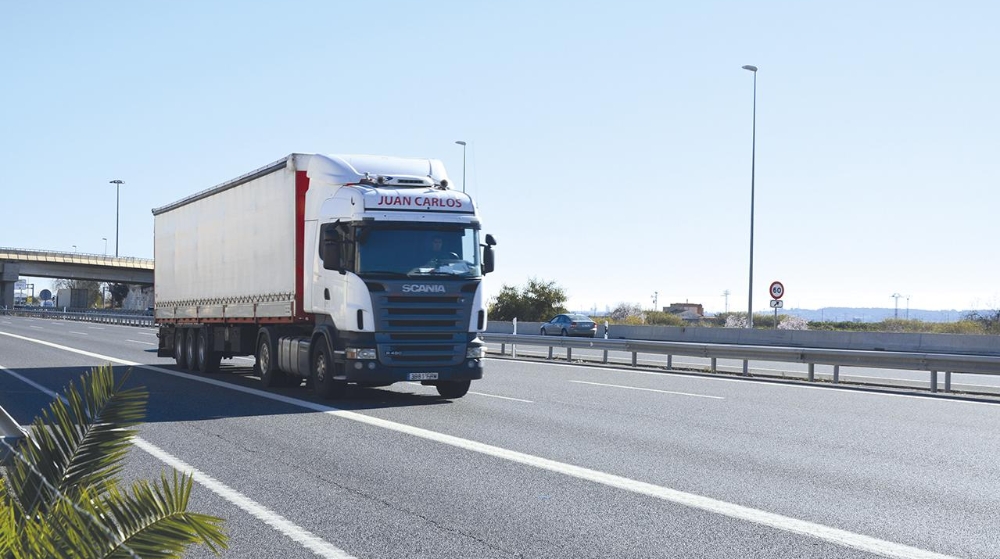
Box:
[357,227,482,279]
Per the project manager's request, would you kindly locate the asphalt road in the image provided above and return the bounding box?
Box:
[2,315,998,558]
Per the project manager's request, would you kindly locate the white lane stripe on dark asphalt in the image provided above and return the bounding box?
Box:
[404,382,534,403]
[0,331,962,559]
[569,380,724,400]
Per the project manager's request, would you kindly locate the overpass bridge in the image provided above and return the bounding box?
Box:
[0,248,154,308]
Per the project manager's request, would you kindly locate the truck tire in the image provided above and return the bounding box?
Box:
[312,342,347,399]
[184,328,197,371]
[196,327,221,374]
[174,328,189,369]
[436,380,471,399]
[256,331,287,388]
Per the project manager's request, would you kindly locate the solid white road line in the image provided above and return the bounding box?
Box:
[0,330,962,559]
[0,362,357,559]
[569,380,724,400]
[499,359,1000,405]
[404,382,534,403]
[467,391,534,403]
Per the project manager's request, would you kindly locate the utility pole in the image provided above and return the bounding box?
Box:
[723,289,730,313]
[110,179,125,257]
[742,64,758,329]
[454,141,467,193]
[651,291,658,311]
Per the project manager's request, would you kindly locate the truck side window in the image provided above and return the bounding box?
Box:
[320,223,355,270]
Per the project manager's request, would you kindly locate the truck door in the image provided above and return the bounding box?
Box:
[316,222,354,323]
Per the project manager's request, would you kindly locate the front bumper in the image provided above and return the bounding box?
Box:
[340,358,484,383]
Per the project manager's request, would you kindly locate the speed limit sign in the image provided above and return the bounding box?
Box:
[769,281,784,300]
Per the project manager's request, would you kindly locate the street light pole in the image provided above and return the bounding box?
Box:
[454,141,467,193]
[102,237,107,256]
[742,64,758,329]
[109,179,124,257]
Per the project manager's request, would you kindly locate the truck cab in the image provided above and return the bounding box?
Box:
[296,154,495,397]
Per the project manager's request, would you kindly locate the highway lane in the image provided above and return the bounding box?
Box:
[2,316,998,558]
[492,341,1000,395]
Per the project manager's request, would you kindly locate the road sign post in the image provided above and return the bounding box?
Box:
[769,281,784,329]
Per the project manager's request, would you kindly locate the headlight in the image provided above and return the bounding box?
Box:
[466,345,486,359]
[346,348,377,360]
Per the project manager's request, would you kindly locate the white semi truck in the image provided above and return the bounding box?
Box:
[153,153,496,399]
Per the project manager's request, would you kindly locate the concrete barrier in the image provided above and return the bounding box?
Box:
[486,321,1000,356]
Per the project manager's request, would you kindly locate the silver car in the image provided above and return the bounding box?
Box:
[540,314,597,337]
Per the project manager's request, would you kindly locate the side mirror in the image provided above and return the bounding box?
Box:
[485,234,497,247]
[482,245,495,275]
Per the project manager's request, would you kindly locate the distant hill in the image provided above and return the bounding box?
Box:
[780,307,973,323]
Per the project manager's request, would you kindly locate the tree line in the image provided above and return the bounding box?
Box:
[488,278,1000,334]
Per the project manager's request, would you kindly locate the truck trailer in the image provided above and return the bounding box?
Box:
[153,153,496,399]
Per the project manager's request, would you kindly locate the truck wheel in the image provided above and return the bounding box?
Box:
[256,333,287,388]
[196,327,221,374]
[312,342,347,399]
[184,328,197,371]
[436,380,471,399]
[174,328,189,369]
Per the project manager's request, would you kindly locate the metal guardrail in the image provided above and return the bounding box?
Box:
[481,333,1000,394]
[0,404,26,461]
[0,308,154,327]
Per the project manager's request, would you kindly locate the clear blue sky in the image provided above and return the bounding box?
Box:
[2,1,997,314]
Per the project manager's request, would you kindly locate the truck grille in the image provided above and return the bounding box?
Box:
[370,284,475,367]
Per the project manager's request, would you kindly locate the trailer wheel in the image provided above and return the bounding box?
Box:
[174,328,189,369]
[256,332,287,388]
[312,342,347,399]
[184,328,197,371]
[435,380,471,399]
[196,327,221,374]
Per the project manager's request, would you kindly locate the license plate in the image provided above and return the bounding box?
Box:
[408,373,439,381]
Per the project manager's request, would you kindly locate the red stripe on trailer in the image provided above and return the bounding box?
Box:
[295,170,310,321]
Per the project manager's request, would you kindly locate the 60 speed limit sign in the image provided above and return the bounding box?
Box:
[769,281,784,300]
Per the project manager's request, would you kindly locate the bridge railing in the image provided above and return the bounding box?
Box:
[0,247,154,268]
[481,333,1000,394]
[0,308,154,327]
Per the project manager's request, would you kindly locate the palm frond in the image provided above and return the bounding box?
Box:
[4,365,147,518]
[101,471,227,558]
[12,483,122,559]
[0,475,16,556]
[18,470,227,559]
